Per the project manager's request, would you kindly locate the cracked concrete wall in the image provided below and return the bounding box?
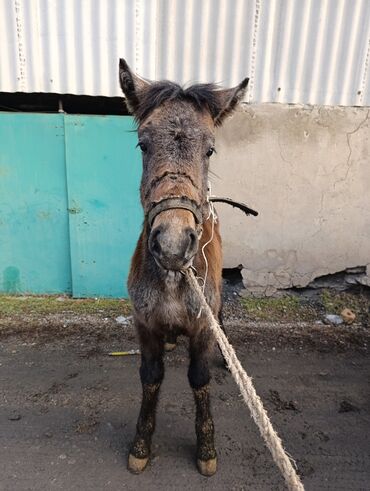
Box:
[212,104,370,295]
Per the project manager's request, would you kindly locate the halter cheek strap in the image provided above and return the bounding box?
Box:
[147,197,203,228]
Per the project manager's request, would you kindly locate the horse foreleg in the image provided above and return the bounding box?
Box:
[188,332,217,477]
[128,327,164,473]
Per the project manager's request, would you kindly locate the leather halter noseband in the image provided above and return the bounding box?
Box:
[147,195,258,228]
[147,197,203,228]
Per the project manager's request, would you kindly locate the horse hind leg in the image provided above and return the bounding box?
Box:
[128,326,164,474]
[188,333,217,477]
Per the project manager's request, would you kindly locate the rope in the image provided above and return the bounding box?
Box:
[186,270,304,491]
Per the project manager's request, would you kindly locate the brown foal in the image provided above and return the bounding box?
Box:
[119,59,248,476]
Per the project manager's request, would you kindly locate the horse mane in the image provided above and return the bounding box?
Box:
[134,81,222,123]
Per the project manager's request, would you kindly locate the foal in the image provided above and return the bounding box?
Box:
[119,59,248,476]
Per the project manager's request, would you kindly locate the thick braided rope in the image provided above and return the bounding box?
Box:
[186,270,304,491]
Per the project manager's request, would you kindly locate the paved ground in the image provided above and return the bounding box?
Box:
[0,298,370,490]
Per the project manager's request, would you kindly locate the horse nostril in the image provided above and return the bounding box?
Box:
[149,227,162,258]
[186,229,198,259]
[189,231,197,249]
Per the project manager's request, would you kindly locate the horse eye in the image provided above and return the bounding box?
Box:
[206,147,215,157]
[137,141,148,153]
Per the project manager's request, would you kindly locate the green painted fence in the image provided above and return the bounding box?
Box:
[0,113,142,298]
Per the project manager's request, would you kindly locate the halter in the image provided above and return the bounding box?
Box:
[147,196,203,228]
[146,192,258,288]
[147,195,258,229]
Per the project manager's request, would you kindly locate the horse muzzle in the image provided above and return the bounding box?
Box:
[149,223,199,271]
[146,196,203,271]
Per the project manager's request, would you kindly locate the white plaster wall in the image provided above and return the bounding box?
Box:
[212,104,370,295]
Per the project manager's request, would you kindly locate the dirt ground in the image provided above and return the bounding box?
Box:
[0,290,369,491]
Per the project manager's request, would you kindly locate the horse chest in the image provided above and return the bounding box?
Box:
[154,274,187,326]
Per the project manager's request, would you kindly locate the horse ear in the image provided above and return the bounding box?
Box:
[119,58,151,114]
[214,78,249,126]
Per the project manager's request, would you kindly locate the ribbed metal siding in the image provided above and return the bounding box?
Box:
[1,0,370,105]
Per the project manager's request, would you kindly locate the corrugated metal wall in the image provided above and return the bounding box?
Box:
[1,0,370,106]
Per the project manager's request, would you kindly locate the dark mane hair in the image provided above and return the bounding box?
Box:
[134,81,222,123]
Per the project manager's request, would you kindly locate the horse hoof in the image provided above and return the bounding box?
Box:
[164,342,176,352]
[197,457,217,476]
[128,454,149,474]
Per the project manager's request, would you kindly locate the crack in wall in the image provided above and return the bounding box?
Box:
[277,132,291,166]
[334,109,370,190]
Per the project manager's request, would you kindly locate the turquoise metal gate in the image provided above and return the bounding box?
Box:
[0,113,142,298]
